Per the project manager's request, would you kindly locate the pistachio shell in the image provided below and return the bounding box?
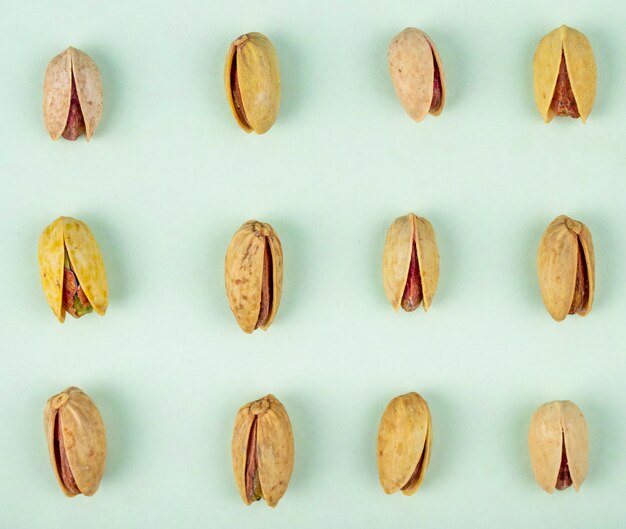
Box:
[232,394,294,507]
[377,392,432,495]
[528,400,588,493]
[533,25,596,123]
[382,213,440,312]
[44,387,107,497]
[38,216,108,322]
[224,33,280,134]
[224,220,283,333]
[43,47,103,140]
[388,28,446,122]
[537,215,595,321]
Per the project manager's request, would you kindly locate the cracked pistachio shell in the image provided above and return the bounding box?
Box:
[537,215,595,322]
[224,33,280,134]
[232,394,294,507]
[533,25,596,123]
[43,47,103,140]
[382,213,439,312]
[377,392,432,495]
[38,216,108,322]
[224,220,283,333]
[44,387,107,497]
[528,400,588,493]
[388,28,446,122]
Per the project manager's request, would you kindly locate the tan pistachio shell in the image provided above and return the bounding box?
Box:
[537,215,595,321]
[382,213,440,312]
[533,25,596,123]
[224,32,281,134]
[528,400,588,493]
[44,387,107,497]
[38,216,108,322]
[232,394,294,507]
[377,392,432,495]
[43,47,103,140]
[388,27,446,122]
[224,220,283,333]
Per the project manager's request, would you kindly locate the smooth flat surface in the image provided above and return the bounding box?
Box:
[0,1,624,527]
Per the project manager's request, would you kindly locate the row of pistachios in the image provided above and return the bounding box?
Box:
[46,388,588,501]
[38,213,594,327]
[43,24,596,141]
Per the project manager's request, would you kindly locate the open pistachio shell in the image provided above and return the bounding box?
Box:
[377,392,432,495]
[38,216,108,322]
[533,25,596,123]
[224,220,283,333]
[44,387,107,497]
[232,394,294,507]
[388,28,446,122]
[224,33,280,134]
[528,400,588,493]
[537,215,595,321]
[43,47,103,140]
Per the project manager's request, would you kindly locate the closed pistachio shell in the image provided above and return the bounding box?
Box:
[43,47,103,140]
[537,215,594,321]
[382,213,440,312]
[224,33,281,134]
[377,392,432,495]
[528,400,588,493]
[44,387,107,497]
[388,28,446,122]
[38,216,108,322]
[224,220,283,333]
[232,394,294,507]
[533,25,596,123]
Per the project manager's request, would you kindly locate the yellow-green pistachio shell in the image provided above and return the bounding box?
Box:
[377,392,432,495]
[533,25,596,123]
[38,216,108,322]
[43,47,103,140]
[382,213,440,312]
[44,387,107,497]
[232,394,294,507]
[388,28,446,122]
[224,33,281,134]
[528,400,588,493]
[224,220,283,333]
[537,215,594,322]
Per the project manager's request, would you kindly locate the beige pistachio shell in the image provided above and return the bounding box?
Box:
[44,387,107,497]
[224,33,280,134]
[43,47,103,140]
[232,394,294,507]
[537,215,594,321]
[38,216,108,322]
[388,28,446,122]
[528,400,588,493]
[533,25,596,123]
[382,213,440,312]
[224,220,283,333]
[377,392,432,495]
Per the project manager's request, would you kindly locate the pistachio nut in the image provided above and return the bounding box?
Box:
[377,392,432,495]
[38,216,108,322]
[388,28,446,122]
[44,387,107,497]
[43,47,103,141]
[537,215,594,322]
[528,400,588,493]
[224,32,280,134]
[382,213,439,312]
[232,394,294,507]
[533,25,596,123]
[224,220,283,333]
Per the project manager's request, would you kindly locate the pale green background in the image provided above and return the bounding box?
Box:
[0,0,624,527]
